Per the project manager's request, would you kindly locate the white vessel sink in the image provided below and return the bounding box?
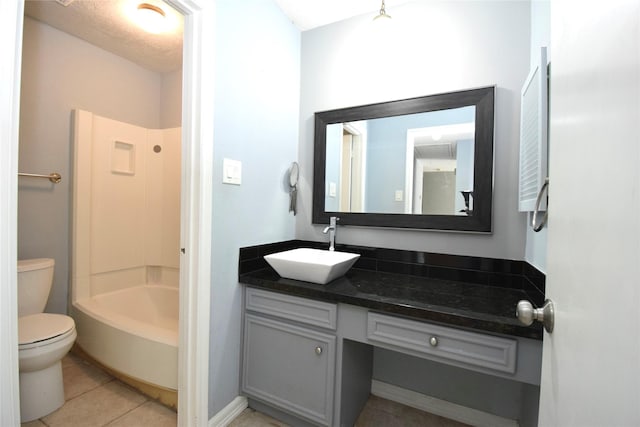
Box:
[264,248,360,285]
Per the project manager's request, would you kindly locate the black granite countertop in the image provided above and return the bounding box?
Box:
[240,267,543,341]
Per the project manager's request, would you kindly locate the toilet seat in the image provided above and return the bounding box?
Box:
[19,313,75,350]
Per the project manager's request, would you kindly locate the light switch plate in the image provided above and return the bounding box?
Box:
[329,182,337,197]
[395,190,403,201]
[223,158,241,185]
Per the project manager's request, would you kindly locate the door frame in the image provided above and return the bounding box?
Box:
[0,1,24,424]
[0,1,215,426]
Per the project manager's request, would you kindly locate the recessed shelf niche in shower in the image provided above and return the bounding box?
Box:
[111,140,136,175]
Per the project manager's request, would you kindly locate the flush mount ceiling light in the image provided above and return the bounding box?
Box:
[373,0,391,21]
[136,3,168,34]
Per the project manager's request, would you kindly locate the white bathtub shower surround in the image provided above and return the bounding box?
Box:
[72,109,181,391]
[73,285,178,389]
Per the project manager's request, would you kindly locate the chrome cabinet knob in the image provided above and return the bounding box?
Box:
[516,299,555,333]
[429,336,438,347]
[315,346,323,355]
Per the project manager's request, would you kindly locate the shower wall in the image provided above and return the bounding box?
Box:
[73,111,180,301]
[19,17,182,313]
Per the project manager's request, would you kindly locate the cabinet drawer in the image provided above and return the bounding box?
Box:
[367,312,517,374]
[242,314,335,426]
[246,287,337,330]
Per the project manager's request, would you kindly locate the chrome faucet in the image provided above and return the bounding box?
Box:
[322,217,339,251]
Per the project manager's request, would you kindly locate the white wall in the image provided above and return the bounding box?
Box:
[161,68,183,128]
[19,17,166,314]
[208,0,300,416]
[297,1,531,260]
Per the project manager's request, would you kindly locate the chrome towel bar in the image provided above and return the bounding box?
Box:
[18,172,62,184]
[531,177,549,232]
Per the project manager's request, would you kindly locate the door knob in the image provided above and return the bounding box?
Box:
[516,299,555,333]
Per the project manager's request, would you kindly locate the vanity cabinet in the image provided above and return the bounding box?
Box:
[242,288,337,426]
[241,285,542,426]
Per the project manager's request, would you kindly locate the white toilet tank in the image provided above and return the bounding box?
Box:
[18,258,54,317]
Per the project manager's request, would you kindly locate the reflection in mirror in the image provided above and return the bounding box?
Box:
[313,87,494,232]
[325,107,476,216]
[407,114,475,216]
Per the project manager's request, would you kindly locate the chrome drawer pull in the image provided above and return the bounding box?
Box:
[315,346,323,355]
[429,336,438,347]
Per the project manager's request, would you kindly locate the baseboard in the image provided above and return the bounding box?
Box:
[209,396,248,427]
[371,380,519,427]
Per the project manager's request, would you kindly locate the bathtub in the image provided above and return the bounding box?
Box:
[72,285,178,391]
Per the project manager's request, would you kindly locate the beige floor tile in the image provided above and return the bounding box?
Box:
[229,398,468,427]
[42,380,146,427]
[356,396,470,427]
[63,354,113,400]
[20,420,46,427]
[106,400,177,427]
[362,395,405,416]
[355,406,405,427]
[228,408,289,427]
[398,404,470,427]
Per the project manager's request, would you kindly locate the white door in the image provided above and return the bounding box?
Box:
[539,1,640,425]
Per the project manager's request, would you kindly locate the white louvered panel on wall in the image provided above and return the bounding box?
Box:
[519,47,548,212]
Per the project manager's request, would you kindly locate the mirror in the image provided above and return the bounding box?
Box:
[313,86,494,232]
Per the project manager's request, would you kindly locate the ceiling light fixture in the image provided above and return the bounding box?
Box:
[373,0,391,21]
[136,3,167,34]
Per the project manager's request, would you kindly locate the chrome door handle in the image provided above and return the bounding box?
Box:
[516,299,554,333]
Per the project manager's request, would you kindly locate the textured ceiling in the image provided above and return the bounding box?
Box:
[24,0,184,73]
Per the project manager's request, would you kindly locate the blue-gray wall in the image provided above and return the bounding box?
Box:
[524,0,550,273]
[209,0,300,416]
[298,1,530,260]
[296,4,538,424]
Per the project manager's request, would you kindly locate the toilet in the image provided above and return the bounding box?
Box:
[18,258,77,422]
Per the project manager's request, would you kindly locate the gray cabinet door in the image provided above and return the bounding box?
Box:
[242,314,336,426]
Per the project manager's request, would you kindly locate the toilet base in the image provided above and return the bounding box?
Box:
[20,360,65,422]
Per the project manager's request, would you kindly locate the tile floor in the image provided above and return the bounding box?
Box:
[21,354,177,427]
[22,354,467,427]
[229,395,469,427]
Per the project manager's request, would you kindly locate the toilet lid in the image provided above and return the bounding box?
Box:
[19,313,75,345]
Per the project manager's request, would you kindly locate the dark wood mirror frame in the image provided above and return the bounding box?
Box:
[312,86,495,232]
